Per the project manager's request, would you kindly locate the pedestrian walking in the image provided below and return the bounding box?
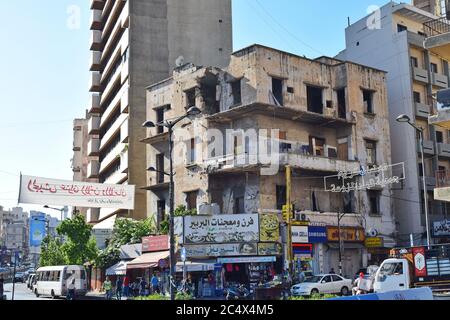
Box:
[116,276,123,300]
[123,275,130,298]
[208,272,216,297]
[103,277,113,300]
[0,276,4,300]
[151,273,159,294]
[139,277,147,296]
[67,278,76,300]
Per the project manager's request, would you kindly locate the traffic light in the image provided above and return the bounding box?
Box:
[282,204,295,222]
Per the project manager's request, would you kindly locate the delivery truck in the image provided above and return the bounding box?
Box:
[373,245,450,293]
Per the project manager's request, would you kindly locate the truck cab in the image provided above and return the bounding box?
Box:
[373,258,411,293]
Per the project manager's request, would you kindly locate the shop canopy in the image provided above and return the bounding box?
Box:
[126,250,170,270]
[106,261,128,276]
[175,260,216,272]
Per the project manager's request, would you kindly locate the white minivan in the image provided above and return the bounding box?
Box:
[34,265,88,299]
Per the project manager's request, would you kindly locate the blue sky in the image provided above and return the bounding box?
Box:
[0,0,393,216]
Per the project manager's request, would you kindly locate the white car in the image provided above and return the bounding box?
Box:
[291,274,352,296]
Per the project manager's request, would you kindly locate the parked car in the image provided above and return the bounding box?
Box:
[14,272,26,283]
[291,274,352,296]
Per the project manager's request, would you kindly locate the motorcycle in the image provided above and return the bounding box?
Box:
[225,284,253,300]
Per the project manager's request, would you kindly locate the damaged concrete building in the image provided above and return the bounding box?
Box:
[143,45,396,276]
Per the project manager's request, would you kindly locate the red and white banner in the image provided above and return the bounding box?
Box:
[412,247,427,277]
[19,175,135,209]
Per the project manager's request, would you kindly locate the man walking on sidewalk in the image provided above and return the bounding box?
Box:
[103,277,112,300]
[116,277,123,300]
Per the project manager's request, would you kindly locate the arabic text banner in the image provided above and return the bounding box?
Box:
[19,175,135,209]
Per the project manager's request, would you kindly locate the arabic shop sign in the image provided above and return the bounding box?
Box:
[323,163,405,193]
[432,220,450,238]
[365,237,384,248]
[327,227,365,243]
[183,214,259,244]
[142,235,169,253]
[19,175,135,209]
[185,243,257,257]
[259,214,280,242]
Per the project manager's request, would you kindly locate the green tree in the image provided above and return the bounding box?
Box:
[174,205,197,217]
[57,215,99,265]
[39,236,66,267]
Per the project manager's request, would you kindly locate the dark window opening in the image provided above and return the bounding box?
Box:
[157,200,166,225]
[156,153,165,184]
[156,107,165,134]
[287,87,295,94]
[365,139,377,166]
[276,185,287,210]
[419,163,424,177]
[363,90,374,114]
[272,78,284,106]
[188,138,196,164]
[279,131,291,153]
[413,91,421,103]
[368,191,380,215]
[231,80,242,106]
[431,63,438,73]
[337,89,346,119]
[411,57,419,68]
[309,136,326,157]
[397,24,408,33]
[326,100,333,108]
[307,85,323,114]
[234,196,245,215]
[436,131,444,143]
[185,88,196,108]
[185,191,198,211]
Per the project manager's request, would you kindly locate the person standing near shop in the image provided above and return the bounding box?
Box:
[139,277,147,296]
[67,278,76,300]
[123,275,130,298]
[116,276,123,300]
[151,273,159,294]
[208,272,216,297]
[103,277,113,300]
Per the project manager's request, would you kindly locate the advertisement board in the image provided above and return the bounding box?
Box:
[308,226,328,243]
[185,243,257,258]
[29,217,47,247]
[259,214,280,242]
[432,220,450,238]
[184,214,259,244]
[412,247,427,277]
[365,237,384,248]
[19,175,135,209]
[142,235,169,253]
[258,243,283,256]
[292,226,309,243]
[327,227,365,242]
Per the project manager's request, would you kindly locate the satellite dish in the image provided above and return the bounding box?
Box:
[175,56,185,67]
[368,228,378,237]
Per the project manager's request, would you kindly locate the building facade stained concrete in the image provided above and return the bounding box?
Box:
[337,1,450,246]
[0,206,29,264]
[143,45,396,276]
[84,0,233,224]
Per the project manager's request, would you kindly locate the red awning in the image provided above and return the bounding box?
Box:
[126,251,170,270]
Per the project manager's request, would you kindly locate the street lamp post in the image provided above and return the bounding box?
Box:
[396,114,431,249]
[44,205,67,223]
[143,106,201,300]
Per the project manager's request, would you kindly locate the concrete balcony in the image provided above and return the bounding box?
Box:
[90,0,105,10]
[101,61,127,105]
[89,72,102,92]
[418,139,435,156]
[87,208,100,223]
[120,150,128,174]
[424,17,450,61]
[88,138,100,157]
[90,9,103,30]
[99,143,122,174]
[413,67,429,84]
[100,114,128,150]
[90,51,102,72]
[88,93,101,114]
[432,73,449,88]
[415,102,431,119]
[420,176,436,191]
[121,85,129,113]
[90,30,102,51]
[88,115,101,135]
[429,108,450,129]
[120,117,129,143]
[104,171,127,185]
[87,160,100,179]
[438,143,450,158]
[407,31,425,48]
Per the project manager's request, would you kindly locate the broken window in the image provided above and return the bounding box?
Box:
[279,131,291,153]
[307,85,323,114]
[309,136,326,156]
[185,191,198,211]
[231,79,242,106]
[337,89,346,119]
[185,88,196,108]
[363,90,374,114]
[272,77,284,106]
[365,139,377,166]
[156,153,165,184]
[276,185,287,210]
[413,91,421,103]
[368,191,380,215]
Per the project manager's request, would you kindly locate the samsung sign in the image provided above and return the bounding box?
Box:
[308,226,327,243]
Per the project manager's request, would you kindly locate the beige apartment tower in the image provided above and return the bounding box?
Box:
[86,0,232,223]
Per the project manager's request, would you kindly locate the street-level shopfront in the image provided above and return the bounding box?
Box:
[432,219,450,244]
[176,213,283,296]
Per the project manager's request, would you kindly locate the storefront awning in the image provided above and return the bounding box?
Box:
[106,261,128,276]
[175,260,216,272]
[126,251,170,270]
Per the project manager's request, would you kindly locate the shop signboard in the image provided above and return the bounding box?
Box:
[412,247,427,277]
[292,226,309,243]
[365,237,384,248]
[432,220,450,238]
[185,243,257,258]
[259,214,280,242]
[184,214,259,244]
[29,215,47,247]
[142,235,169,253]
[174,216,184,244]
[217,256,276,264]
[327,227,365,242]
[257,243,283,256]
[308,226,327,243]
[293,243,313,255]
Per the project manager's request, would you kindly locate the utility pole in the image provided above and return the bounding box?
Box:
[285,165,293,276]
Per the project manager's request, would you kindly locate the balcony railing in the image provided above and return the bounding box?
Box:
[424,17,450,37]
[436,170,450,188]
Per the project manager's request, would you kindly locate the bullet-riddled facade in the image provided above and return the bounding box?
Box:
[143,45,396,277]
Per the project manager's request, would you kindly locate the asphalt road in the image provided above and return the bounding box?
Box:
[3,283,104,301]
